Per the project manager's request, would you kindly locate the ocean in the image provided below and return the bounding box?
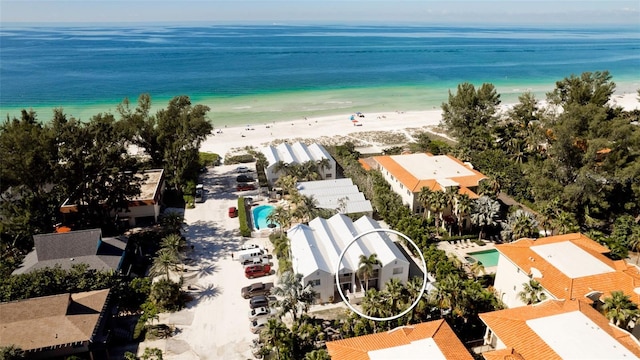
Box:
[1,24,639,126]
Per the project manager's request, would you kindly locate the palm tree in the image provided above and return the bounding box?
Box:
[293,194,320,223]
[361,288,387,319]
[602,291,640,331]
[357,254,382,291]
[470,196,500,240]
[518,279,547,305]
[149,248,180,280]
[271,271,317,322]
[455,193,472,236]
[470,261,486,279]
[266,205,291,238]
[382,277,407,316]
[262,318,292,360]
[552,210,578,235]
[315,158,331,178]
[443,187,459,235]
[417,187,435,219]
[430,190,448,229]
[160,233,186,258]
[304,349,330,360]
[275,174,298,197]
[160,211,185,234]
[509,210,539,240]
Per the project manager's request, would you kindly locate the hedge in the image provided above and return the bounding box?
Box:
[238,197,252,237]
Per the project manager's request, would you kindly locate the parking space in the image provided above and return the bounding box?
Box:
[158,163,277,359]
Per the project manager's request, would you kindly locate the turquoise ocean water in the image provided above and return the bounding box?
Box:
[1,24,638,126]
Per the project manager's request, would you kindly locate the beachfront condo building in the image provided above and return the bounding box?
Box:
[371,153,486,219]
[288,214,409,304]
[493,233,640,309]
[479,298,640,359]
[260,142,336,186]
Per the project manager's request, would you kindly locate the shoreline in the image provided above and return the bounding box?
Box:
[199,92,640,158]
[2,80,638,127]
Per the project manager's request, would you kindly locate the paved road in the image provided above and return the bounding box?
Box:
[149,163,277,359]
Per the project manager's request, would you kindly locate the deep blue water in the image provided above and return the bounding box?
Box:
[1,24,639,109]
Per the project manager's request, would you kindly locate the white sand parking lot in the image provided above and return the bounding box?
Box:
[139,164,277,359]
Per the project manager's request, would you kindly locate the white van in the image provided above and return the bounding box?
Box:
[237,248,265,263]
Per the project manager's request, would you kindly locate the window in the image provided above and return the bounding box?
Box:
[400,184,404,189]
[391,175,395,181]
[406,190,410,196]
[392,267,403,275]
[326,173,332,178]
[308,279,321,287]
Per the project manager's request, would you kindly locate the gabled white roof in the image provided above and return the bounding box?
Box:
[289,224,333,278]
[262,142,332,169]
[297,179,373,214]
[289,214,409,279]
[354,216,410,267]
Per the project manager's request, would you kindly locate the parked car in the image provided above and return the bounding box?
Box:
[241,282,274,299]
[242,257,271,268]
[236,174,254,183]
[240,243,260,251]
[228,206,238,218]
[248,306,278,320]
[250,317,269,334]
[195,184,204,203]
[249,295,271,309]
[245,264,272,279]
[236,166,251,173]
[237,183,256,191]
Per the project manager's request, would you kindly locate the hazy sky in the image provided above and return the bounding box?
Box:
[1,0,639,26]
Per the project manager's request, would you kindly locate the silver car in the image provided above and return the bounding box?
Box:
[248,306,277,321]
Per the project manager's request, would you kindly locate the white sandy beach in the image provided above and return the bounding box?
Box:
[201,92,640,158]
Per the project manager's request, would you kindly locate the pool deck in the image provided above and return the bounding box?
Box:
[250,198,288,237]
[437,239,498,274]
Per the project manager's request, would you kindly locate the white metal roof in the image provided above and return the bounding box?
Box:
[289,224,333,278]
[368,338,446,360]
[289,214,409,279]
[531,242,614,278]
[390,154,475,179]
[262,142,332,169]
[526,311,637,359]
[297,179,373,214]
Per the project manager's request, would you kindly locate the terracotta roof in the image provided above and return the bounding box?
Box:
[480,299,640,360]
[0,289,110,351]
[326,320,473,360]
[372,153,485,194]
[358,158,374,171]
[496,233,640,304]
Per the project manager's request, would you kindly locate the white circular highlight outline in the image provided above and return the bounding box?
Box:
[334,228,428,322]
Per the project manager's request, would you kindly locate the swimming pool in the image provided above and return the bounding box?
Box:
[252,204,278,230]
[468,249,500,267]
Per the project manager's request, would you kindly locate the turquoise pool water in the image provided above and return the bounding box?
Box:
[252,205,278,230]
[468,249,500,267]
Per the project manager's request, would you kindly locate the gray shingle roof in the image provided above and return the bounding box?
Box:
[12,229,128,274]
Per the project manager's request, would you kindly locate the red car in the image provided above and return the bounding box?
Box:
[245,264,271,279]
[228,207,238,218]
[236,183,255,191]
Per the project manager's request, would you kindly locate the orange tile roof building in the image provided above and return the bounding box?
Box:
[479,299,640,360]
[493,233,640,309]
[326,319,473,360]
[371,153,486,214]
